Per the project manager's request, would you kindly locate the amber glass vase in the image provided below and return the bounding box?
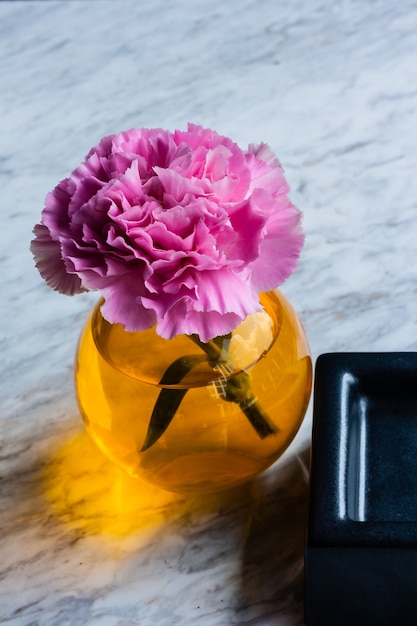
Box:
[74,290,312,494]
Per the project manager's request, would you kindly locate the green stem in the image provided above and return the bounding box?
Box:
[190,334,278,438]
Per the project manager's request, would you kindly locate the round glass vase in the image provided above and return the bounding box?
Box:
[74,290,312,494]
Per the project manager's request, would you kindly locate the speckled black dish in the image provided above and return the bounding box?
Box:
[305,352,417,626]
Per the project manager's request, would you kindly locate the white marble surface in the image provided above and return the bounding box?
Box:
[1,0,417,624]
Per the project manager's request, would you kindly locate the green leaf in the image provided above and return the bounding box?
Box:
[139,354,207,452]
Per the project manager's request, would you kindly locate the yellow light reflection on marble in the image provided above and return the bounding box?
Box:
[43,430,258,536]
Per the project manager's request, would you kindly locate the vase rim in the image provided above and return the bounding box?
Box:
[88,291,284,388]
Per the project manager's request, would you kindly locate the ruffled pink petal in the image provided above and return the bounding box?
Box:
[30,224,83,295]
[210,148,251,202]
[157,306,243,342]
[41,181,73,237]
[153,166,205,205]
[104,159,146,208]
[245,143,289,199]
[249,196,304,292]
[143,265,261,341]
[192,266,260,318]
[96,276,156,332]
[227,197,268,263]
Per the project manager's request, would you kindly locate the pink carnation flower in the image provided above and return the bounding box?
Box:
[31,124,304,342]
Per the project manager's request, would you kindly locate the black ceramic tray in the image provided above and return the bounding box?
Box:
[305,352,417,626]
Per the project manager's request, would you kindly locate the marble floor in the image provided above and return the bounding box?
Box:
[1,0,417,624]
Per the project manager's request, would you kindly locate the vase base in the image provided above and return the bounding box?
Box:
[138,451,265,494]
